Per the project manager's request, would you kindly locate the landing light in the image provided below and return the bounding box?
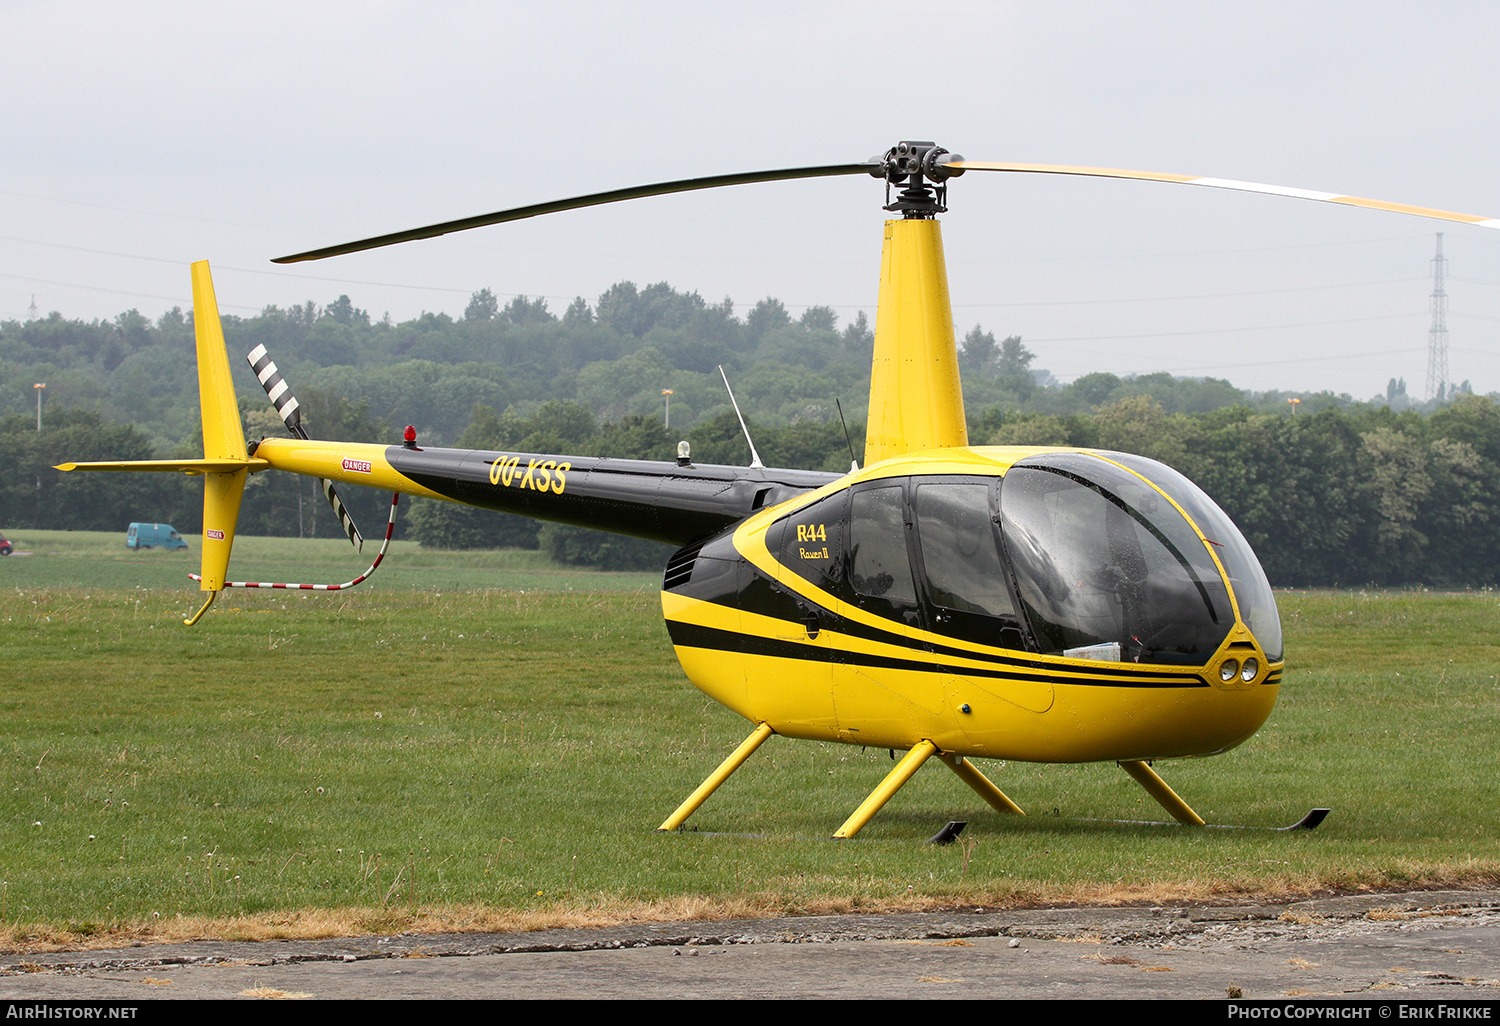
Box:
[1219,659,1240,683]
[1240,657,1259,683]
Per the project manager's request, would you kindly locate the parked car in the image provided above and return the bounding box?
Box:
[0,531,11,556]
[126,523,188,550]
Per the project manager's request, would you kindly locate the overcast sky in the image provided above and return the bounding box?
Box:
[5,1,1499,398]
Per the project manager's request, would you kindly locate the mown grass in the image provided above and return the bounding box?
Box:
[0,534,1497,948]
[2,530,659,593]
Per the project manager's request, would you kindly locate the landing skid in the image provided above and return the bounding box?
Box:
[662,810,1328,844]
[1072,808,1331,832]
[656,727,1328,839]
[928,821,967,845]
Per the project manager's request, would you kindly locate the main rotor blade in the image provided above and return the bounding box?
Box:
[273,163,878,263]
[946,161,1500,230]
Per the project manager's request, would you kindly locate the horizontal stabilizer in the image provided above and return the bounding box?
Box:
[55,458,269,475]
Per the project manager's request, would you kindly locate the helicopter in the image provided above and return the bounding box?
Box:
[58,142,1499,840]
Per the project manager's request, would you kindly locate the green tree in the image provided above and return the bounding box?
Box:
[562,296,593,327]
[405,496,541,550]
[464,288,499,321]
[799,305,838,332]
[323,295,369,326]
[501,295,554,325]
[1357,427,1432,582]
[997,335,1034,378]
[985,412,1072,446]
[1092,395,1186,466]
[0,409,187,532]
[1065,372,1123,409]
[841,310,873,352]
[959,326,998,378]
[746,297,791,342]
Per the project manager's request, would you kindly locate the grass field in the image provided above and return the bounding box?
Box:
[1,532,1496,947]
[2,530,660,593]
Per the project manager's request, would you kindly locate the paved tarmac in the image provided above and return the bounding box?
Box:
[0,890,1497,1001]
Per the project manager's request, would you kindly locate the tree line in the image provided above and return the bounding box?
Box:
[5,393,1496,587]
[6,281,1449,454]
[2,283,1496,584]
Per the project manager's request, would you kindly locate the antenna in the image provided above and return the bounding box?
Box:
[835,398,858,473]
[26,294,38,321]
[1425,233,1449,402]
[717,365,763,469]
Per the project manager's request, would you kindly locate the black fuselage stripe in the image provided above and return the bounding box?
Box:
[708,580,1208,683]
[667,621,1209,689]
[838,609,1203,681]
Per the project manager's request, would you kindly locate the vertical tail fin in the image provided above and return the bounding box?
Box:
[191,261,250,595]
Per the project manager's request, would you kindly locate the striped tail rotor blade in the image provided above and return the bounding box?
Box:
[323,478,364,552]
[246,343,365,551]
[247,343,306,438]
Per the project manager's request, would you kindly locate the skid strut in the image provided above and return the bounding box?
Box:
[834,740,938,839]
[939,753,1025,816]
[833,746,1026,839]
[657,723,774,832]
[1118,760,1205,826]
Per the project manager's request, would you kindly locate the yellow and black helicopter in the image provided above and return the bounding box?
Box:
[59,142,1499,839]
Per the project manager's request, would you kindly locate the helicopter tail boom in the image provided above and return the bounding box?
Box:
[249,436,838,547]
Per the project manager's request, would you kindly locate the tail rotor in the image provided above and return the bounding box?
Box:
[246,343,365,551]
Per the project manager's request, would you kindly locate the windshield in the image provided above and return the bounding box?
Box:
[999,453,1237,664]
[1104,453,1283,661]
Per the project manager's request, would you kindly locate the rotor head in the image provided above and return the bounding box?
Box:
[870,141,966,218]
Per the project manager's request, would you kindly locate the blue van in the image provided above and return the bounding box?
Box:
[126,523,188,550]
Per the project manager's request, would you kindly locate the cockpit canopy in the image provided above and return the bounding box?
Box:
[768,450,1282,665]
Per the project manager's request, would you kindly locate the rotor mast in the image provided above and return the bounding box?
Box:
[863,142,970,466]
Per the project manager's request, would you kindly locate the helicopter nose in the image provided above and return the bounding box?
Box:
[1208,623,1274,691]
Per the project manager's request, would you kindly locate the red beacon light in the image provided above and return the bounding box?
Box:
[403,425,419,450]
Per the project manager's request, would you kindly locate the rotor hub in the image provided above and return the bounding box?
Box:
[869,141,965,218]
